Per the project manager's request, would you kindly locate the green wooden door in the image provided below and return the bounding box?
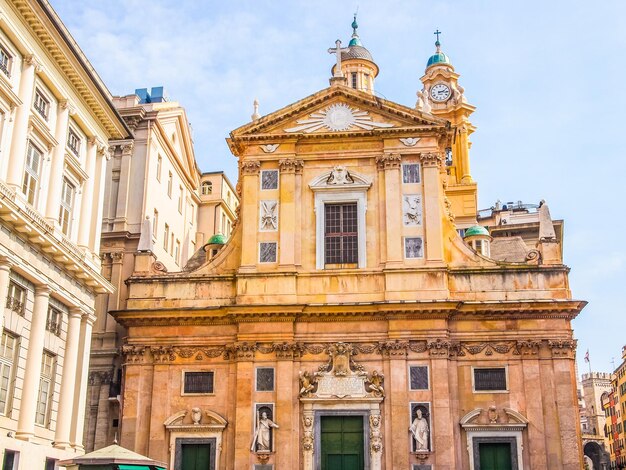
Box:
[181,443,212,470]
[479,442,512,470]
[321,416,364,470]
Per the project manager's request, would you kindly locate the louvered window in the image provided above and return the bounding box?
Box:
[473,367,507,392]
[183,371,214,394]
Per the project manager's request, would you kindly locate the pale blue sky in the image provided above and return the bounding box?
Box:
[50,0,626,375]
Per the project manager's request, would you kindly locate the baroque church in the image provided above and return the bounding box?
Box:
[112,21,584,470]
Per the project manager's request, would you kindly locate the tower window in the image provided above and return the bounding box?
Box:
[324,203,358,265]
[201,181,212,195]
[351,72,357,89]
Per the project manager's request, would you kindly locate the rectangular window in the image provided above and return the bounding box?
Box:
[364,73,370,91]
[175,239,180,265]
[33,89,49,120]
[2,450,18,470]
[256,367,275,392]
[167,172,173,197]
[170,233,174,255]
[22,142,42,205]
[45,306,62,336]
[183,371,214,394]
[404,237,424,259]
[156,155,162,182]
[324,203,358,265]
[0,45,12,77]
[402,163,421,184]
[58,177,75,236]
[153,209,158,237]
[163,224,169,250]
[44,458,56,470]
[6,281,25,316]
[409,366,429,390]
[66,128,80,157]
[178,186,183,213]
[473,367,507,392]
[201,181,212,195]
[35,351,55,426]
[261,170,278,190]
[0,330,18,415]
[259,242,277,263]
[351,72,357,89]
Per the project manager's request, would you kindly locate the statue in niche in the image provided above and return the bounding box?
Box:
[403,195,422,226]
[409,406,430,452]
[327,166,354,185]
[251,408,279,452]
[260,200,278,231]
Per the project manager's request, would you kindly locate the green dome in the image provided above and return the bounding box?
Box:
[207,233,226,245]
[426,51,450,68]
[464,225,489,238]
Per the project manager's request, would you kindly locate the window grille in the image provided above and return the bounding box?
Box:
[183,371,214,394]
[324,203,358,265]
[6,282,25,316]
[46,306,62,336]
[351,72,357,89]
[473,367,507,391]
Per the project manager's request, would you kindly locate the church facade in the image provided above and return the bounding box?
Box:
[112,23,584,470]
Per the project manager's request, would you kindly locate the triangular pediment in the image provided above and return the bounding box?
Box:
[231,86,448,138]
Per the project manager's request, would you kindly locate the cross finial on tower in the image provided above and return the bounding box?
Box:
[434,29,442,51]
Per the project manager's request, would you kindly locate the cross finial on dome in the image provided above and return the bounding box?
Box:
[434,29,442,51]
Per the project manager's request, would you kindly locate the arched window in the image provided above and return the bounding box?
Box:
[201,181,212,195]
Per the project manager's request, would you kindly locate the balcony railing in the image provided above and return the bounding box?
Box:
[6,297,25,316]
[46,317,61,336]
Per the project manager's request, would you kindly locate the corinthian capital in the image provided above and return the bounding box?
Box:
[240,160,261,175]
[375,153,401,170]
[24,54,43,72]
[419,152,443,168]
[278,158,304,174]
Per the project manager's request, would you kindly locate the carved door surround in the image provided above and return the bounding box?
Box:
[164,408,227,470]
[299,342,384,470]
[460,407,528,470]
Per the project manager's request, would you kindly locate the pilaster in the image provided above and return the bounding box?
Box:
[377,153,403,267]
[70,311,95,450]
[239,160,260,271]
[113,142,134,232]
[16,285,50,441]
[89,143,109,252]
[278,158,303,269]
[77,137,98,248]
[420,152,444,262]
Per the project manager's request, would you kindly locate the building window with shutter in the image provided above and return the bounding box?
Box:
[58,177,75,236]
[35,351,56,426]
[324,202,358,267]
[473,367,508,392]
[0,330,18,415]
[182,371,214,395]
[22,142,42,205]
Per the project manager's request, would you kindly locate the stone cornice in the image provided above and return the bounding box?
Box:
[121,338,579,365]
[9,1,130,138]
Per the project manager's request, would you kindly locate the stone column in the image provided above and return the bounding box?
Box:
[0,258,13,331]
[53,307,82,448]
[239,160,260,271]
[16,285,50,441]
[113,142,133,232]
[420,153,444,262]
[6,55,41,190]
[70,312,95,450]
[76,138,97,248]
[278,159,302,269]
[88,144,108,253]
[376,154,403,267]
[44,100,71,222]
[457,124,472,184]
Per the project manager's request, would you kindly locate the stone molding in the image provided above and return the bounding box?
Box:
[241,160,261,175]
[120,338,577,364]
[278,158,304,174]
[375,153,402,170]
[88,370,113,386]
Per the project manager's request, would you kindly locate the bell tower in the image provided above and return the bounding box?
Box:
[416,31,478,226]
[328,16,378,95]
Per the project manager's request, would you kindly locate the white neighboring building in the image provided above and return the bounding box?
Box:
[0,0,130,469]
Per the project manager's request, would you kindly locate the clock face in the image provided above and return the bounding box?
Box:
[430,83,451,102]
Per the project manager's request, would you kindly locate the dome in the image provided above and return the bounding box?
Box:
[464,225,490,238]
[207,233,226,245]
[426,51,450,68]
[341,45,374,62]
